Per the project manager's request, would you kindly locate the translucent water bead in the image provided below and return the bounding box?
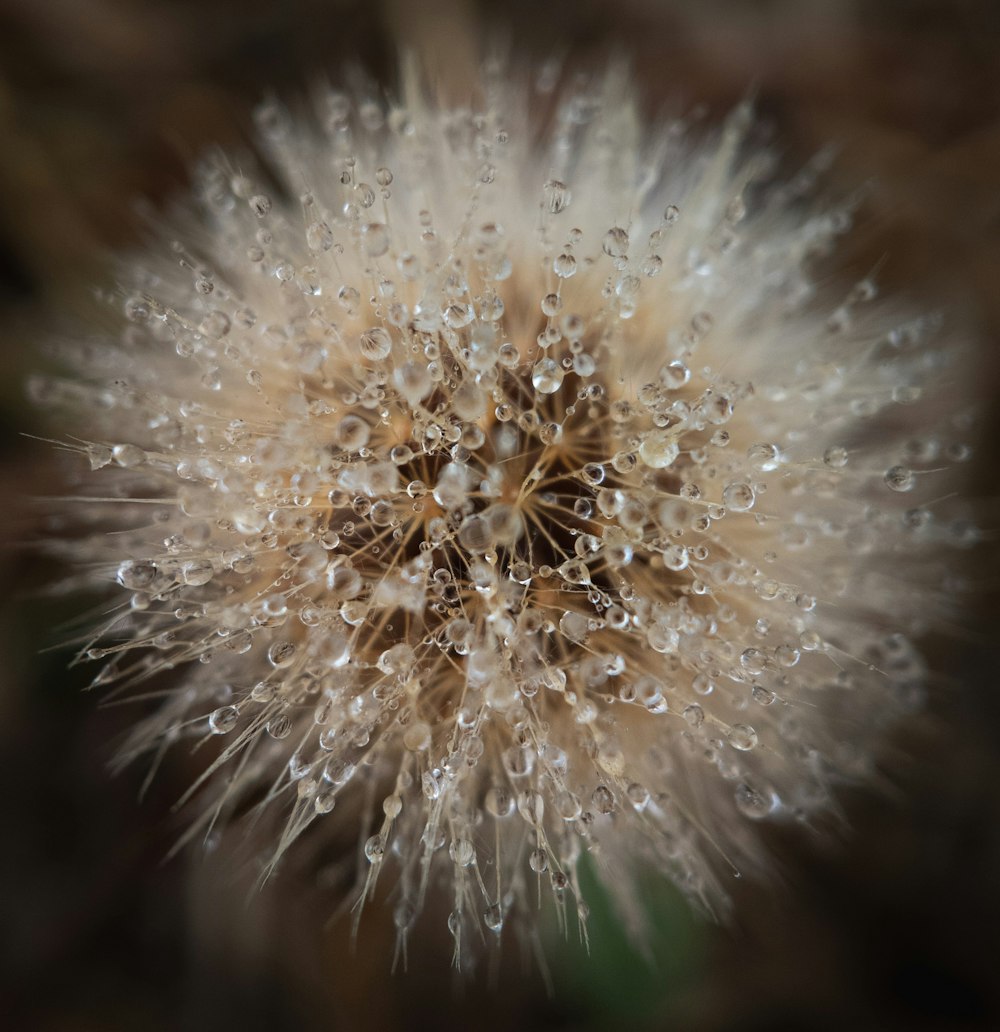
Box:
[532,358,564,394]
[639,431,680,468]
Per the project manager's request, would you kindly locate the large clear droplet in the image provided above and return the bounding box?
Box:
[553,253,577,278]
[884,465,914,492]
[722,482,755,512]
[532,358,564,394]
[359,327,392,361]
[209,706,238,734]
[735,780,777,819]
[543,179,571,214]
[728,724,759,751]
[639,431,679,468]
[602,226,629,258]
[361,222,390,257]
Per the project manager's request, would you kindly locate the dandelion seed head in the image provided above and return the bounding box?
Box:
[37,60,977,962]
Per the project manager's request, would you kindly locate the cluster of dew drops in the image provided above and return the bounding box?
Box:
[41,71,980,955]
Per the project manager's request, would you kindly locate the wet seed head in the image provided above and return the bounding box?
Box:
[35,60,977,966]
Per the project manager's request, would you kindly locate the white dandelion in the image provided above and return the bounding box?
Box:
[34,58,976,964]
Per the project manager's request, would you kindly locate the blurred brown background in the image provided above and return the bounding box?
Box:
[1,1,999,1029]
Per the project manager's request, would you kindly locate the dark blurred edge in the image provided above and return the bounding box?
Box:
[0,2,998,1030]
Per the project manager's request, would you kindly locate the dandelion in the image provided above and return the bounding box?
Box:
[35,59,976,964]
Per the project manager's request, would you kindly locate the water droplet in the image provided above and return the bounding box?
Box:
[364,835,384,863]
[112,444,145,468]
[553,252,577,278]
[647,624,679,653]
[775,644,800,667]
[306,220,333,252]
[86,444,113,470]
[747,442,781,472]
[124,296,150,322]
[639,431,679,468]
[484,903,503,932]
[884,465,914,492]
[443,302,474,329]
[117,560,157,590]
[337,285,360,314]
[268,641,297,667]
[403,721,431,751]
[209,706,238,734]
[722,482,755,512]
[181,560,214,586]
[359,327,392,361]
[361,222,390,257]
[640,254,662,277]
[517,789,545,825]
[266,714,292,739]
[602,226,629,259]
[559,559,590,584]
[559,610,589,643]
[659,360,690,389]
[735,780,777,819]
[457,514,491,554]
[682,703,704,727]
[662,543,688,572]
[543,179,571,213]
[740,648,766,675]
[485,785,514,817]
[528,848,548,873]
[728,724,758,751]
[541,292,562,317]
[314,789,337,814]
[336,414,370,450]
[450,838,475,867]
[823,446,848,468]
[532,358,564,394]
[626,783,650,810]
[378,643,415,676]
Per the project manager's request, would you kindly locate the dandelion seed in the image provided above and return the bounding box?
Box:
[36,60,976,965]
